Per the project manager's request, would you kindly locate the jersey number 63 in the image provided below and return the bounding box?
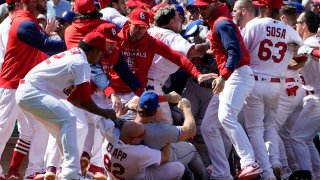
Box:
[258,39,287,63]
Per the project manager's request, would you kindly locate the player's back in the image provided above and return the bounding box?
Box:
[242,17,303,77]
[103,131,161,180]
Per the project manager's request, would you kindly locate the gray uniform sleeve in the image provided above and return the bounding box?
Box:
[143,122,181,150]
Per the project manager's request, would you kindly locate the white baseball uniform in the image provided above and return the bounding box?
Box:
[241,17,304,179]
[290,34,320,179]
[15,47,92,179]
[97,119,185,180]
[147,26,194,124]
[0,15,48,178]
[100,7,128,29]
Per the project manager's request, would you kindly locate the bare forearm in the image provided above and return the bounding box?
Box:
[179,108,196,141]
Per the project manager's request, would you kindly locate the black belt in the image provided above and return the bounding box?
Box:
[193,79,212,88]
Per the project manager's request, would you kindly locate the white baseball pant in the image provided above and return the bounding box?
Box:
[291,95,320,179]
[244,76,281,179]
[16,82,80,179]
[0,87,48,177]
[202,65,256,179]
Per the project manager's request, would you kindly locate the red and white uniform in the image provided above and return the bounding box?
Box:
[241,17,304,179]
[147,26,194,123]
[15,47,91,180]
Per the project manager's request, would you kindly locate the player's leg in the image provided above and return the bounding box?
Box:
[218,66,257,170]
[201,95,233,180]
[7,112,32,179]
[146,161,185,180]
[244,81,279,179]
[23,112,49,179]
[291,101,320,178]
[0,88,20,177]
[16,86,80,179]
[170,141,209,179]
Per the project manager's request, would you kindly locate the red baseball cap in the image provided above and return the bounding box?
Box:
[313,0,320,3]
[129,8,149,27]
[96,23,121,43]
[252,0,284,9]
[126,0,139,7]
[193,0,217,7]
[74,0,96,14]
[83,32,106,50]
[6,0,20,4]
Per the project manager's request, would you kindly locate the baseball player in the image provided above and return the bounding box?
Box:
[15,32,117,180]
[241,0,304,179]
[97,120,185,179]
[0,0,66,178]
[64,0,107,49]
[232,0,257,30]
[131,91,209,179]
[290,11,320,179]
[194,0,262,179]
[147,5,211,123]
[105,7,212,116]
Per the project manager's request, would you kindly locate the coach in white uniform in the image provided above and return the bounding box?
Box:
[15,32,117,180]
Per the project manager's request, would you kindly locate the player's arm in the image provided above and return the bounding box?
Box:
[287,57,307,70]
[176,98,196,141]
[67,82,117,120]
[216,20,242,80]
[17,20,66,55]
[297,46,320,59]
[160,143,171,165]
[187,43,210,59]
[113,53,144,96]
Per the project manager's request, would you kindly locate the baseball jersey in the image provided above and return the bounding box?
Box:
[0,16,10,70]
[100,7,128,29]
[101,124,161,179]
[24,47,91,99]
[300,35,320,94]
[147,26,194,85]
[241,17,304,77]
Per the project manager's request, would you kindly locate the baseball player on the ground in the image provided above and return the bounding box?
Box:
[147,5,210,123]
[290,11,320,179]
[0,0,66,178]
[130,91,209,179]
[15,32,117,180]
[194,0,262,179]
[241,0,304,179]
[98,120,185,180]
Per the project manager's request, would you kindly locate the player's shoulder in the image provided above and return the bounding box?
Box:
[304,35,320,47]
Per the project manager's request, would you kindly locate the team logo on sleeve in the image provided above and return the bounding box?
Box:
[63,85,76,96]
[112,28,117,36]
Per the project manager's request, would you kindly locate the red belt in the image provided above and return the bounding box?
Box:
[254,76,296,83]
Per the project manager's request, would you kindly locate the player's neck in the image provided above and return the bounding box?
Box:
[134,115,156,123]
[303,31,316,41]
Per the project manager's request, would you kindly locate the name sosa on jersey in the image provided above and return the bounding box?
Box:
[266,26,286,39]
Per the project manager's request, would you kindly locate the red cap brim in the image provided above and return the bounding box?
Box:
[252,1,266,7]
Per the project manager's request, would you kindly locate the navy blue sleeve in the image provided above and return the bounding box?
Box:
[113,54,143,92]
[17,20,66,55]
[215,20,242,71]
[90,63,110,91]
